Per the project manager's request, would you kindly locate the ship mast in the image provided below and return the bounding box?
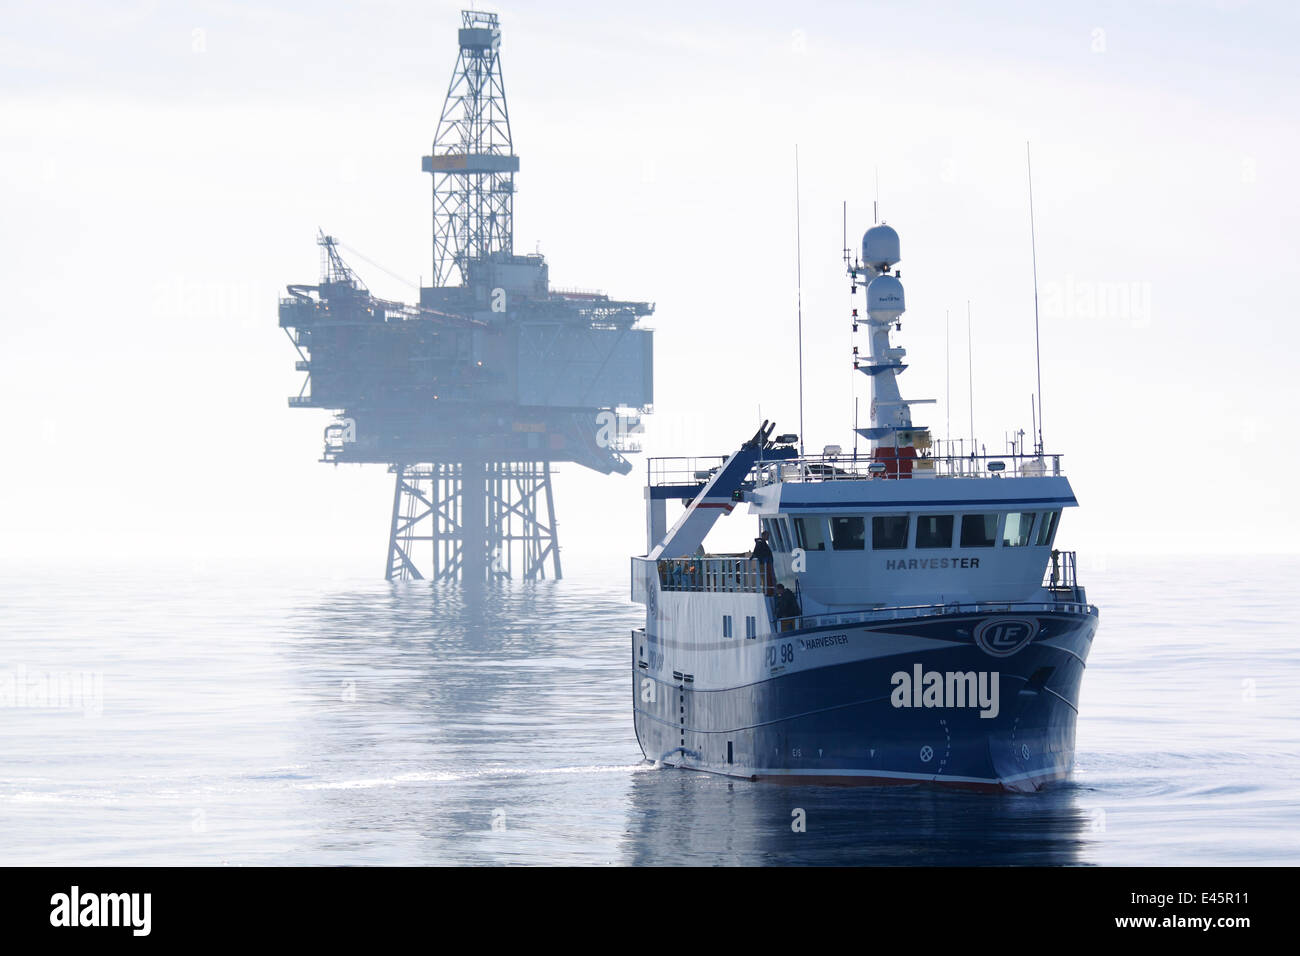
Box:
[849,225,934,473]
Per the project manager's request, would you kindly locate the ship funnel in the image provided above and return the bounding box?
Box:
[866,273,906,322]
[862,224,900,270]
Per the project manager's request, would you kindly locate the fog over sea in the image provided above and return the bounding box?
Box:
[1,554,1295,866]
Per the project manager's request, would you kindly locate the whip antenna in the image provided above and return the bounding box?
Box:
[795,145,805,458]
[945,308,951,451]
[1027,141,1045,454]
[967,300,975,454]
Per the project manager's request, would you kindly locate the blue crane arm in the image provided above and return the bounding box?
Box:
[648,422,796,559]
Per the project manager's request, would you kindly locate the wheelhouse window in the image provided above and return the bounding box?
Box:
[872,515,909,550]
[915,514,954,549]
[1002,512,1036,548]
[763,518,787,552]
[960,514,998,548]
[830,516,865,550]
[794,516,827,551]
[1035,510,1061,547]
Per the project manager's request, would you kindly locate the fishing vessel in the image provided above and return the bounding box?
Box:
[630,222,1098,792]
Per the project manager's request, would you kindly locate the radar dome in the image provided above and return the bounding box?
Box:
[862,224,900,270]
[866,274,905,320]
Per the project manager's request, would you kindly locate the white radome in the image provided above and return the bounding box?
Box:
[862,223,901,270]
[866,273,906,320]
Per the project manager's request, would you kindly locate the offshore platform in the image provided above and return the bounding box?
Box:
[279,10,654,583]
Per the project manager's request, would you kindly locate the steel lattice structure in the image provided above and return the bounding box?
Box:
[424,10,519,288]
[387,461,560,583]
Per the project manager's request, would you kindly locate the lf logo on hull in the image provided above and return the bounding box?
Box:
[974,617,1039,657]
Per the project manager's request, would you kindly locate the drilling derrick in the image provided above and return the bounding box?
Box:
[279,10,654,583]
[426,11,517,287]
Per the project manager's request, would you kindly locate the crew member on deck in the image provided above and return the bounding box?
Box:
[773,583,801,621]
[751,531,774,592]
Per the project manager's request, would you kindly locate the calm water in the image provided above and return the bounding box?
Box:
[1,555,1296,866]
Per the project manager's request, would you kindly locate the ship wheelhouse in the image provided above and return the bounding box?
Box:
[635,442,1086,632]
[750,457,1079,610]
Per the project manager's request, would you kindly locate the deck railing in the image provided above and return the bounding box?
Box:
[784,594,1095,633]
[1044,550,1085,602]
[658,556,768,593]
[646,455,728,491]
[751,451,1064,485]
[631,552,1089,614]
[644,449,1064,497]
[630,555,769,598]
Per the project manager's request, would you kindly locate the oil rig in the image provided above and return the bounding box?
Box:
[279,10,654,582]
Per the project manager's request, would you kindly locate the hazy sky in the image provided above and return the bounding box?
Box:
[2,0,1297,577]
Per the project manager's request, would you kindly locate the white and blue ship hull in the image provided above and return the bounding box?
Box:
[632,214,1101,793]
[633,606,1098,792]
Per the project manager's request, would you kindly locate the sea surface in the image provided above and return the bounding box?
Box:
[1,554,1296,866]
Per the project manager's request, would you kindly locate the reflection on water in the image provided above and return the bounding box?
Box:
[620,771,1096,866]
[291,582,1098,865]
[0,557,1296,865]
